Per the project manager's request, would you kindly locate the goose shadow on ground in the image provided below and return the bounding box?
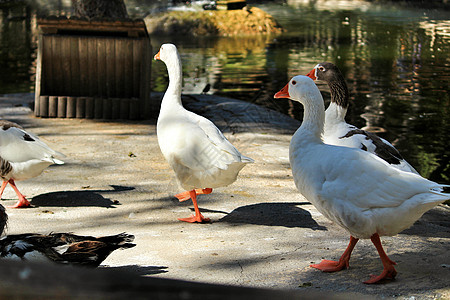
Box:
[30,185,134,208]
[101,265,169,276]
[218,202,327,230]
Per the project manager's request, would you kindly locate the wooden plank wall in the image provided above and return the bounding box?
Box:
[35,34,152,119]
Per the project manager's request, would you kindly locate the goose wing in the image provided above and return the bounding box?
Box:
[339,128,418,174]
[0,124,64,164]
[173,112,251,172]
[309,145,443,210]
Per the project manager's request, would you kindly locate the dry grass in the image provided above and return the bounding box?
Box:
[145,7,284,36]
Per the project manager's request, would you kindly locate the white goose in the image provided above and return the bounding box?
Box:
[0,120,64,208]
[274,75,449,284]
[306,62,418,174]
[154,43,254,223]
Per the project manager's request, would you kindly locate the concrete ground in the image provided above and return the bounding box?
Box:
[0,93,448,299]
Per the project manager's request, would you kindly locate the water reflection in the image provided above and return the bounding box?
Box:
[257,2,450,182]
[151,35,270,94]
[0,1,449,181]
[119,0,450,183]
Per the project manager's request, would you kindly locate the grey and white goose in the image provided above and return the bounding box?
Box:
[306,62,418,174]
[0,120,65,208]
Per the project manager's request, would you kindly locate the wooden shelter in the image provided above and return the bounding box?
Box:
[216,0,247,10]
[34,17,153,119]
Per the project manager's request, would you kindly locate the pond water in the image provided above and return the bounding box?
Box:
[0,1,449,182]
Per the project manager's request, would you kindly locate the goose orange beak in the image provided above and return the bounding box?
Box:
[154,51,161,60]
[306,69,316,80]
[274,83,290,98]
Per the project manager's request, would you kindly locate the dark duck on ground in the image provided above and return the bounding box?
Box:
[0,231,136,267]
[0,203,135,267]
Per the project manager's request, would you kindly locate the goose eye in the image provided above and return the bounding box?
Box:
[292,80,297,85]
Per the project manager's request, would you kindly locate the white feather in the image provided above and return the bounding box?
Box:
[0,122,64,182]
[156,44,253,191]
[280,75,450,239]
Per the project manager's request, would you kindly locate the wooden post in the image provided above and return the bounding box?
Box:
[76,97,86,118]
[48,96,58,117]
[129,98,139,120]
[58,96,67,118]
[35,96,41,117]
[120,98,130,119]
[85,97,94,119]
[39,96,49,117]
[111,98,121,119]
[94,97,103,119]
[67,96,77,118]
[103,98,112,119]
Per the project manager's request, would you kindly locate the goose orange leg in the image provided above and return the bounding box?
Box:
[6,179,31,208]
[311,235,359,272]
[176,189,211,223]
[363,233,397,284]
[0,181,8,198]
[175,188,212,202]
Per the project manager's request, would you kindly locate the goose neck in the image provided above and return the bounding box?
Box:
[296,92,325,143]
[167,62,182,96]
[161,57,184,110]
[325,101,348,123]
[328,76,349,109]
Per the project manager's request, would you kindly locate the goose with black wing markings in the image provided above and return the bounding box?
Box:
[274,75,449,284]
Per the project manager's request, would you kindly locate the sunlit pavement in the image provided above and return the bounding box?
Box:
[0,93,448,299]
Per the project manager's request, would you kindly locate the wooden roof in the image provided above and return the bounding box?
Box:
[37,17,148,38]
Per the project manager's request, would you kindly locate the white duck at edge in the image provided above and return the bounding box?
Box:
[154,43,254,223]
[306,62,418,174]
[0,120,65,208]
[274,75,449,284]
